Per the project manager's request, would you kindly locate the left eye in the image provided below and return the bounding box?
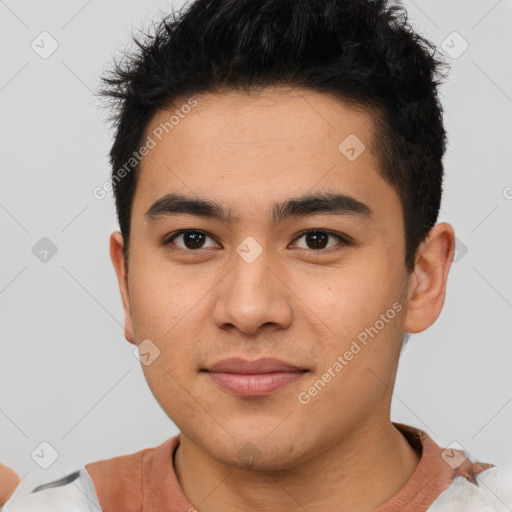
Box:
[291,230,347,250]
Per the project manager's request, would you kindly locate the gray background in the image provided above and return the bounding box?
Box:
[1,0,511,494]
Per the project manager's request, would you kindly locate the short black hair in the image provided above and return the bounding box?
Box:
[99,0,448,272]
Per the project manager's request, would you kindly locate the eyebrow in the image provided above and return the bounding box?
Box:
[144,191,373,224]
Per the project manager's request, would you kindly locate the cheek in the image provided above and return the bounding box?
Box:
[295,294,404,425]
[293,255,406,389]
[292,260,399,337]
[128,252,212,340]
[141,358,207,434]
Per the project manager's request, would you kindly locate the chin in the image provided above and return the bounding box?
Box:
[198,428,309,472]
[214,444,305,472]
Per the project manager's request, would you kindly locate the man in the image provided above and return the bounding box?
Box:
[3,0,511,510]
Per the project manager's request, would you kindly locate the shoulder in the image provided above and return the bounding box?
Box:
[1,439,173,512]
[1,468,101,512]
[83,444,157,511]
[429,465,512,512]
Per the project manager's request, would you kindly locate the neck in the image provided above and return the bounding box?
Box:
[174,420,421,512]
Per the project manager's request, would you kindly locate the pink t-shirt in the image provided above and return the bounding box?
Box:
[83,422,495,512]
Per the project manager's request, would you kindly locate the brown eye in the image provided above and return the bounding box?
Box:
[166,230,219,250]
[291,230,348,251]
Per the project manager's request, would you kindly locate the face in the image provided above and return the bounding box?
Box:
[110,86,453,470]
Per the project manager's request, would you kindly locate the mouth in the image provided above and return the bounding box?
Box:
[201,357,309,397]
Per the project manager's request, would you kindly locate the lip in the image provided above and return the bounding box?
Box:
[202,357,308,397]
[204,357,306,374]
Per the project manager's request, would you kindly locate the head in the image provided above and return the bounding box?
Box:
[103,0,455,470]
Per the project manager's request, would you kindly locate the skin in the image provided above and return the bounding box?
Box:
[110,86,455,512]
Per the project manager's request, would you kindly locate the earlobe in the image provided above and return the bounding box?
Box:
[109,231,136,345]
[403,222,456,334]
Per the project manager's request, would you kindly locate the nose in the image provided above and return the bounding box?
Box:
[212,247,294,335]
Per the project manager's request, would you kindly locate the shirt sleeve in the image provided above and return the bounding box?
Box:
[428,466,512,512]
[1,468,102,512]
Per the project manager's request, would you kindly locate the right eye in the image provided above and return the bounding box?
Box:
[163,230,221,251]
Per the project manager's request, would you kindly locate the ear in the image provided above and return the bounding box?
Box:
[404,222,456,334]
[110,231,136,345]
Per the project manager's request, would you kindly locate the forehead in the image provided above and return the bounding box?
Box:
[144,86,375,154]
[133,87,400,224]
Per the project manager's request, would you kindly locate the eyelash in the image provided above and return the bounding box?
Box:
[162,229,351,253]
